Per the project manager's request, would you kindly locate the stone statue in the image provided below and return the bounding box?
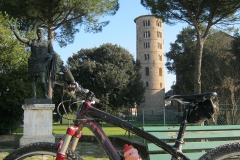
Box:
[10,26,56,99]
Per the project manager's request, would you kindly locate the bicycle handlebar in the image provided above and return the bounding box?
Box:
[61,66,100,103]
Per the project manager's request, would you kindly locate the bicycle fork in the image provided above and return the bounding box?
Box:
[56,125,82,160]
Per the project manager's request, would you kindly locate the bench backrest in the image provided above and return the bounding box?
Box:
[143,125,240,160]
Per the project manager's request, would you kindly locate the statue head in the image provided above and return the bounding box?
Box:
[36,27,45,39]
[37,27,45,33]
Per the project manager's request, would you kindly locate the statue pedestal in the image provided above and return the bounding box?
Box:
[20,102,55,147]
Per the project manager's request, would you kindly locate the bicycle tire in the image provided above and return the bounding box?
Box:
[3,142,82,160]
[199,142,240,160]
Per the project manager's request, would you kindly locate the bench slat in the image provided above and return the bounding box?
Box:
[148,141,237,153]
[144,125,240,160]
[149,152,205,160]
[143,125,240,132]
[148,130,240,140]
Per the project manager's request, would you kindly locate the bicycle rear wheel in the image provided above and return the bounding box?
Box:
[199,142,240,160]
[3,142,82,160]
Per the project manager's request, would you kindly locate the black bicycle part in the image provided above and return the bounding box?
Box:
[165,92,217,102]
[75,102,191,160]
[199,142,240,160]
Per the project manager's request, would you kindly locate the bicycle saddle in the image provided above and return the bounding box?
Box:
[165,92,217,102]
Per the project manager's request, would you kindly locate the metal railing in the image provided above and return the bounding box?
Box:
[120,104,240,126]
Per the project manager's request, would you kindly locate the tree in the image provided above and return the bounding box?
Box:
[199,30,240,125]
[0,0,119,46]
[141,0,240,93]
[67,43,145,114]
[0,13,33,134]
[0,67,32,134]
[166,26,237,94]
[166,26,196,94]
[166,26,240,124]
[0,0,119,98]
[231,33,240,69]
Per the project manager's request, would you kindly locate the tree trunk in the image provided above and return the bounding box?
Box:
[193,39,204,94]
[48,26,55,99]
[48,73,53,99]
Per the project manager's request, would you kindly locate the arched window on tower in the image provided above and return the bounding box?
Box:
[156,20,162,27]
[145,67,149,76]
[146,82,148,87]
[145,54,149,60]
[158,55,162,61]
[144,31,151,37]
[157,31,162,38]
[158,43,162,49]
[143,20,150,26]
[159,68,162,76]
[160,83,162,88]
[144,42,150,48]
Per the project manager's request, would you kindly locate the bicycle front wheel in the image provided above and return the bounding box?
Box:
[199,142,240,160]
[3,142,82,160]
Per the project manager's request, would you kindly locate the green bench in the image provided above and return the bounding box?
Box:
[143,125,240,160]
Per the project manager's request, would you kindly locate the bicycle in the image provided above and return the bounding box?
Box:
[4,67,240,160]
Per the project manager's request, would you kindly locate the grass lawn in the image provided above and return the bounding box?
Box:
[13,121,145,142]
[53,123,145,143]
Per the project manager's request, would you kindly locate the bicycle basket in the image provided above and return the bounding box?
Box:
[187,99,217,124]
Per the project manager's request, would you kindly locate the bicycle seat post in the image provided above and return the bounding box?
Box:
[173,103,192,155]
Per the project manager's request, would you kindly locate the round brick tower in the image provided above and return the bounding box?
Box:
[134,15,165,120]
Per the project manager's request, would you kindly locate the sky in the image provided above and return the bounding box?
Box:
[53,0,188,92]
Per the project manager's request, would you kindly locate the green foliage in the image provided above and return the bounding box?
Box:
[67,43,145,114]
[0,13,33,135]
[231,33,240,64]
[141,0,240,25]
[166,26,196,94]
[0,15,29,72]
[0,0,119,47]
[0,67,32,135]
[201,31,236,94]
